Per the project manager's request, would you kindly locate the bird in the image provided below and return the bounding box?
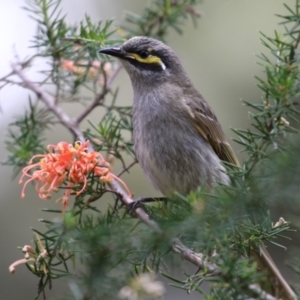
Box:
[100,36,239,196]
[99,36,296,299]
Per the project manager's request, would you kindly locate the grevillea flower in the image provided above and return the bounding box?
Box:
[60,59,112,85]
[9,234,48,274]
[19,140,131,211]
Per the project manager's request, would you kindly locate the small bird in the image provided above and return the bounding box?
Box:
[99,36,296,299]
[100,36,239,197]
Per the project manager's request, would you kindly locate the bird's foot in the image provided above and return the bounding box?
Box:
[127,197,167,215]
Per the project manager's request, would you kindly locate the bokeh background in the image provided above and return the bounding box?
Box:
[0,0,297,299]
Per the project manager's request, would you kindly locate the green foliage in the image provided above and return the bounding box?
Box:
[4,100,48,177]
[233,75,299,176]
[122,0,202,39]
[232,3,300,179]
[25,0,69,56]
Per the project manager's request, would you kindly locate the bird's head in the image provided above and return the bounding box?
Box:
[99,36,188,88]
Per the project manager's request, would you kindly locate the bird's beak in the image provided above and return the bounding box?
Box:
[99,47,126,59]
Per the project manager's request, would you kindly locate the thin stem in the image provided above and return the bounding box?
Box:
[117,159,138,177]
[11,63,84,142]
[74,64,122,124]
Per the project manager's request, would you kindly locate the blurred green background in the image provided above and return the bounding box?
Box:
[0,0,297,299]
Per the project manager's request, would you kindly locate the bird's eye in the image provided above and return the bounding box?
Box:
[139,50,149,59]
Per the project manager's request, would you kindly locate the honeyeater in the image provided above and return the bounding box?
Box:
[100,36,296,300]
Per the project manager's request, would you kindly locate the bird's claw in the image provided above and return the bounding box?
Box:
[127,197,146,215]
[127,197,168,215]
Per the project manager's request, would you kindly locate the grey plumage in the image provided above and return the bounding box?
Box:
[102,36,234,196]
[132,82,230,196]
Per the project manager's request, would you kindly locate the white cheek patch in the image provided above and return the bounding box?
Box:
[125,55,136,60]
[160,61,166,70]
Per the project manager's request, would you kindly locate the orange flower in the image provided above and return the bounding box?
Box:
[20,141,131,211]
[60,59,112,84]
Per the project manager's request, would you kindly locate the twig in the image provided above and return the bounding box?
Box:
[172,239,279,300]
[117,159,138,177]
[184,6,202,18]
[172,238,219,274]
[258,245,297,300]
[11,63,84,142]
[74,64,122,124]
[294,29,300,50]
[11,61,281,300]
[109,181,162,232]
[0,70,15,82]
[107,64,122,87]
[1,79,26,86]
[248,284,277,300]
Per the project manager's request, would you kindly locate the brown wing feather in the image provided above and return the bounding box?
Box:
[186,96,240,167]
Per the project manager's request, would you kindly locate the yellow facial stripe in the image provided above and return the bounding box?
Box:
[127,52,162,65]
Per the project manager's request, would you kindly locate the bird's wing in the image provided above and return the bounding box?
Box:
[185,96,240,167]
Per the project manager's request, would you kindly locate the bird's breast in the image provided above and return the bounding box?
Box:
[132,95,229,196]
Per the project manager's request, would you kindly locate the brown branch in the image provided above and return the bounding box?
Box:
[74,64,122,124]
[183,6,202,18]
[172,239,279,300]
[0,71,15,82]
[11,63,84,141]
[172,238,219,274]
[248,284,277,300]
[10,61,282,300]
[294,29,300,50]
[117,159,138,177]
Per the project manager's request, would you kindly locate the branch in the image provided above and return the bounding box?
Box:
[172,239,279,300]
[117,159,138,177]
[11,61,280,300]
[74,64,122,124]
[11,63,83,141]
[248,284,277,300]
[172,238,219,274]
